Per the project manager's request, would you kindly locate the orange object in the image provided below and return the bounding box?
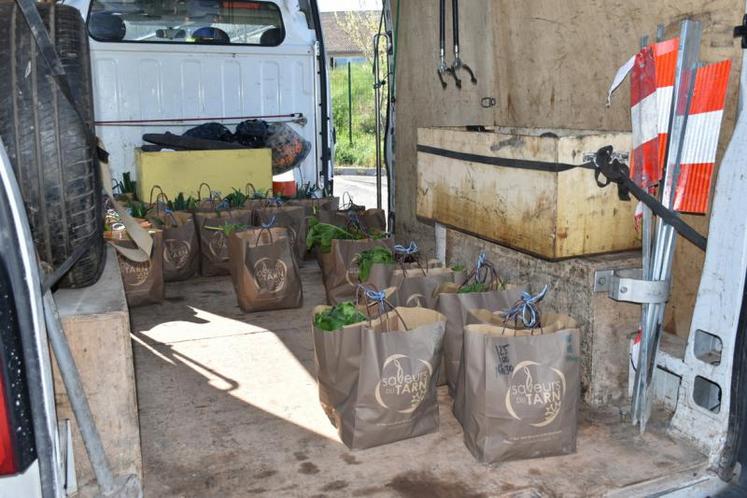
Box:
[273,180,297,198]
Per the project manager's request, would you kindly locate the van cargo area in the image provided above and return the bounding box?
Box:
[3,0,747,497]
[128,266,709,497]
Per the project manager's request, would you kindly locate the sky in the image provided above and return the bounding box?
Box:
[318,0,381,12]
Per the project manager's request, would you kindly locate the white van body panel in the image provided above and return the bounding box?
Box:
[65,0,324,189]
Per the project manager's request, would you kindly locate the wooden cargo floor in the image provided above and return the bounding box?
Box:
[129,264,708,498]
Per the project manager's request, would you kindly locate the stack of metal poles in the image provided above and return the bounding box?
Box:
[631,20,702,432]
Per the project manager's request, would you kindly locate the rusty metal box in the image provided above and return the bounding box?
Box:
[416,126,640,259]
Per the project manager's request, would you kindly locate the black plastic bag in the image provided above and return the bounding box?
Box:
[235,119,269,148]
[183,122,234,142]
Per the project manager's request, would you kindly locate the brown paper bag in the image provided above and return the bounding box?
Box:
[318,237,394,305]
[312,305,366,426]
[460,316,580,463]
[253,205,306,262]
[436,287,524,398]
[114,230,165,307]
[287,196,340,217]
[227,227,303,312]
[336,307,446,450]
[195,209,253,276]
[148,211,199,281]
[318,208,387,233]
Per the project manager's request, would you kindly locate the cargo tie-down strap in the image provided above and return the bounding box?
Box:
[16,0,152,291]
[417,143,707,251]
[416,144,594,173]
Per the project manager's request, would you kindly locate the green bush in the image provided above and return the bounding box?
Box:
[331,63,377,167]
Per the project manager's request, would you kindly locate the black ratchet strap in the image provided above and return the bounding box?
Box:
[593,145,707,251]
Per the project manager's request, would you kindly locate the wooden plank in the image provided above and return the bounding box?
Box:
[53,248,142,497]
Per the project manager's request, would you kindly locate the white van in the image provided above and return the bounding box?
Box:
[63,0,333,188]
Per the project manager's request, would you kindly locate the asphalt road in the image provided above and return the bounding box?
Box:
[333,174,388,214]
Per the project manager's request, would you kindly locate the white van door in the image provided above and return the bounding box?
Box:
[64,0,332,190]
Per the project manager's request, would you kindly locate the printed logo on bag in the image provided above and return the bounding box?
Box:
[504,361,566,428]
[122,260,152,287]
[253,258,287,292]
[163,239,191,269]
[405,294,426,307]
[207,231,227,260]
[375,354,433,414]
[344,261,361,287]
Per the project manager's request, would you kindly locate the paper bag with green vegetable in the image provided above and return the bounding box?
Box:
[319,238,394,305]
[435,253,523,400]
[307,219,393,304]
[227,227,302,312]
[195,209,253,277]
[312,303,367,426]
[458,296,580,463]
[337,307,446,449]
[253,203,306,262]
[318,207,386,233]
[147,209,199,282]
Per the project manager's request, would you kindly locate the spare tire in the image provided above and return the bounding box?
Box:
[0,3,104,288]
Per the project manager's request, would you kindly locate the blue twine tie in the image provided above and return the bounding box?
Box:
[358,285,387,315]
[474,251,488,282]
[164,208,173,214]
[261,215,277,229]
[217,199,230,210]
[504,284,549,328]
[476,251,486,271]
[394,241,418,255]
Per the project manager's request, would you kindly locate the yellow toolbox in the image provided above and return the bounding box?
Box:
[135,148,273,201]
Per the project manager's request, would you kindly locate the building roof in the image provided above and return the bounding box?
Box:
[320,10,379,56]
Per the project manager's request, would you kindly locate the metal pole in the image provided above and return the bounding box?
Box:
[373,33,388,211]
[347,61,353,146]
[636,20,702,432]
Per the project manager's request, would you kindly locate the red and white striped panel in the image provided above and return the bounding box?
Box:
[630,46,658,188]
[653,38,678,176]
[674,59,731,214]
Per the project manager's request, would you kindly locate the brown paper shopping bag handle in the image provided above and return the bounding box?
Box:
[357,285,408,332]
[254,225,276,247]
[99,149,152,262]
[458,252,503,291]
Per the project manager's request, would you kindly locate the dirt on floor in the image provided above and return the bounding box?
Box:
[129,264,705,498]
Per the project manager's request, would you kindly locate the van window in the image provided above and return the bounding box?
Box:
[87,0,285,46]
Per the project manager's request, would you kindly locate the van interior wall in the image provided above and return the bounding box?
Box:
[394,0,742,337]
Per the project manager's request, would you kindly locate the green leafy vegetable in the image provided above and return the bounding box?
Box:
[357,247,394,281]
[224,188,249,208]
[306,218,357,252]
[129,201,150,219]
[450,263,465,272]
[313,302,367,332]
[167,192,198,212]
[458,281,490,294]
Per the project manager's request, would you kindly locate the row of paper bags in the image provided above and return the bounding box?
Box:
[313,278,581,463]
[112,202,318,307]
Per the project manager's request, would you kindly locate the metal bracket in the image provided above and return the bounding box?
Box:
[593,269,619,293]
[594,268,669,303]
